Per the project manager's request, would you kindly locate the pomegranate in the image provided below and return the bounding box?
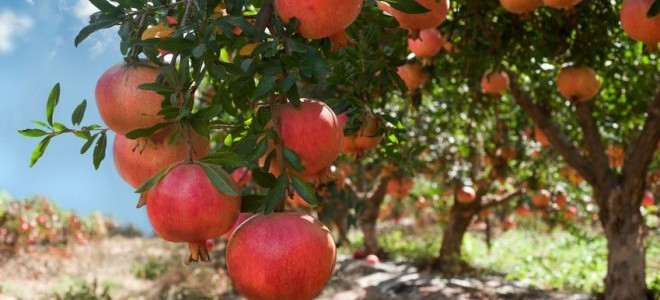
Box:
[481,71,510,95]
[642,190,655,208]
[531,189,551,207]
[274,0,362,49]
[607,144,625,169]
[339,113,384,154]
[516,203,531,217]
[113,129,211,188]
[387,177,414,200]
[231,167,252,187]
[502,217,515,231]
[456,186,476,204]
[397,63,428,91]
[556,66,601,102]
[542,0,582,9]
[146,163,241,261]
[620,0,660,44]
[562,206,577,219]
[407,28,443,58]
[555,192,568,207]
[378,0,450,36]
[272,99,343,177]
[95,61,166,135]
[535,126,549,147]
[226,212,336,300]
[365,254,380,266]
[500,0,542,14]
[479,208,491,218]
[223,213,253,239]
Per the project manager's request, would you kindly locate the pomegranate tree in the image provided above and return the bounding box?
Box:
[226,212,336,300]
[620,0,660,45]
[556,66,601,102]
[407,28,443,59]
[95,61,166,135]
[113,129,210,188]
[499,0,542,14]
[274,0,362,49]
[146,163,240,262]
[378,0,450,36]
[481,71,510,95]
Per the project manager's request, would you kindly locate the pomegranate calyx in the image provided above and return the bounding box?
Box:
[188,241,211,262]
[329,31,353,52]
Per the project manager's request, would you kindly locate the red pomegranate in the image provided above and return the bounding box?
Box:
[274,0,362,49]
[620,0,660,44]
[562,206,577,219]
[557,66,601,102]
[542,0,582,9]
[555,192,568,207]
[223,213,253,239]
[378,0,450,36]
[531,189,551,207]
[456,186,476,204]
[397,63,428,91]
[534,126,550,147]
[387,177,414,200]
[231,167,252,187]
[500,0,542,14]
[273,99,343,177]
[365,254,380,266]
[339,113,384,154]
[146,163,241,261]
[481,71,510,95]
[516,203,531,217]
[642,190,655,208]
[226,212,336,300]
[407,28,443,58]
[502,217,515,231]
[95,61,166,135]
[113,129,211,188]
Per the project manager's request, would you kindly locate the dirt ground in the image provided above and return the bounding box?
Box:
[0,236,592,300]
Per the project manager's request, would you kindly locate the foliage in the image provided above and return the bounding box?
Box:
[52,279,111,300]
[132,256,169,280]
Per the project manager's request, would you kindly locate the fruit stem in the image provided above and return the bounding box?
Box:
[269,94,288,213]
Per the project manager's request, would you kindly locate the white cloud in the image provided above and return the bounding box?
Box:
[72,0,98,23]
[25,0,34,5]
[49,36,65,58]
[0,11,34,54]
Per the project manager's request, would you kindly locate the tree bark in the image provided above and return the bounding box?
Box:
[436,201,477,274]
[359,177,390,256]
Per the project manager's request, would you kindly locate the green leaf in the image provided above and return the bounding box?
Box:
[251,167,276,188]
[75,14,122,47]
[649,0,660,17]
[201,151,250,169]
[89,0,123,15]
[29,136,52,167]
[253,75,276,99]
[200,163,240,196]
[53,122,68,132]
[92,132,107,169]
[247,138,270,161]
[135,162,178,194]
[31,120,49,128]
[81,133,99,154]
[71,100,87,126]
[46,83,60,126]
[138,83,176,93]
[156,38,199,52]
[125,122,172,139]
[18,129,49,138]
[283,147,305,172]
[383,0,430,14]
[241,194,266,213]
[264,174,287,213]
[291,174,319,206]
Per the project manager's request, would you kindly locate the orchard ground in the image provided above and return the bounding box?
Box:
[0,217,657,299]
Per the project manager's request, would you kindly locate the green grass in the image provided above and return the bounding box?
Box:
[354,223,660,295]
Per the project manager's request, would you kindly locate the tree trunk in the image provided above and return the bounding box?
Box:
[435,202,477,274]
[359,177,389,257]
[599,186,648,300]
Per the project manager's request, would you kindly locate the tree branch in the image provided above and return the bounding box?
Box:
[622,90,660,184]
[481,188,524,210]
[509,74,596,185]
[574,101,612,184]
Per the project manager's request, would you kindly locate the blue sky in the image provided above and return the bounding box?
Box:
[0,0,152,232]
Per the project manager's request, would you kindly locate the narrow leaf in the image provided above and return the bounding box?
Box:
[125,122,172,139]
[92,132,107,169]
[648,0,660,17]
[71,99,87,126]
[253,75,276,99]
[383,0,430,14]
[241,194,266,213]
[136,192,148,208]
[291,174,319,206]
[264,175,287,214]
[200,151,250,169]
[89,0,122,15]
[81,133,99,154]
[135,163,178,193]
[46,83,60,125]
[201,163,240,196]
[29,136,53,167]
[75,14,121,47]
[251,167,276,188]
[18,129,49,137]
[138,83,176,93]
[283,147,305,172]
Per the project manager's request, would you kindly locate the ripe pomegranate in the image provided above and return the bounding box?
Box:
[620,0,660,45]
[387,177,414,200]
[556,66,601,102]
[516,203,531,217]
[146,163,241,261]
[353,249,366,259]
[481,71,510,95]
[562,206,577,219]
[378,0,450,36]
[535,126,549,147]
[223,213,253,239]
[113,129,211,188]
[555,192,568,207]
[500,0,542,14]
[542,0,582,9]
[226,212,336,300]
[502,217,515,231]
[95,61,166,135]
[272,99,343,177]
[456,186,476,204]
[339,113,384,154]
[274,0,362,49]
[532,189,551,207]
[642,190,655,208]
[607,144,625,169]
[231,167,252,187]
[397,63,428,91]
[365,254,380,266]
[479,208,491,218]
[407,28,443,58]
